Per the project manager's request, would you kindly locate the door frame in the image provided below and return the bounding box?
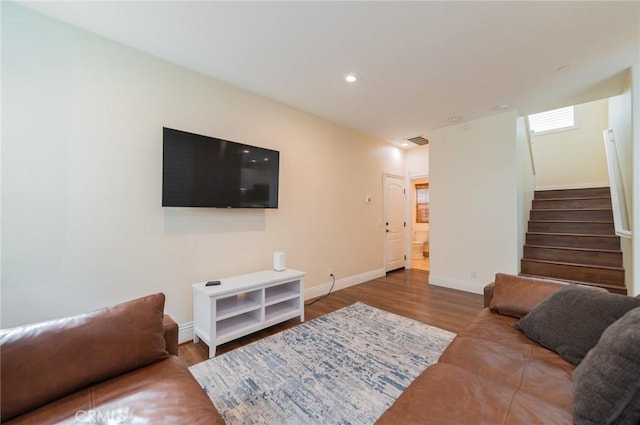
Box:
[406,174,430,270]
[382,172,410,271]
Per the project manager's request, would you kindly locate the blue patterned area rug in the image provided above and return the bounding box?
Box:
[189,302,455,425]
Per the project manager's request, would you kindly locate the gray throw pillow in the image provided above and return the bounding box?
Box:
[515,284,638,365]
[573,307,640,425]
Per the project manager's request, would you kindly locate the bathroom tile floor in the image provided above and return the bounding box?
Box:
[412,255,429,271]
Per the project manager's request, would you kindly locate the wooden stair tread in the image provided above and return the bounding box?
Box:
[521,258,624,271]
[530,209,613,220]
[529,220,614,224]
[519,274,627,291]
[527,220,616,236]
[524,244,622,254]
[527,232,619,238]
[533,196,611,201]
[526,187,624,294]
[531,208,612,212]
[534,188,611,200]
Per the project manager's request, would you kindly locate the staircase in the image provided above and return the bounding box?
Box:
[520,187,627,295]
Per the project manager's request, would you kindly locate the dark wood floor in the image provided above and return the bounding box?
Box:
[179,268,484,366]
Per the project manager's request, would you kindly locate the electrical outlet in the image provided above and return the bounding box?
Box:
[328,268,334,277]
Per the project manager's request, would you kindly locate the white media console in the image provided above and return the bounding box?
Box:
[192,269,305,358]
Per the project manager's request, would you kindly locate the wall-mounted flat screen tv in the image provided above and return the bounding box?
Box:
[162,127,279,208]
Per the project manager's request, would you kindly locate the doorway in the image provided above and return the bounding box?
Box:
[384,174,406,272]
[410,178,429,271]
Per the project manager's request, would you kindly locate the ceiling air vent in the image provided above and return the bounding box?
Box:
[408,136,429,146]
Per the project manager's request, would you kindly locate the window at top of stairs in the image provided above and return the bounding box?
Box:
[528,106,576,135]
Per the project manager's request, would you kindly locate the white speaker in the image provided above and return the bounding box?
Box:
[273,251,286,272]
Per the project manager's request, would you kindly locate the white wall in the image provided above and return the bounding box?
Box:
[632,64,640,296]
[1,4,404,329]
[428,112,523,294]
[517,116,536,263]
[404,146,429,268]
[531,99,609,190]
[608,70,634,293]
[609,76,633,221]
[406,144,429,178]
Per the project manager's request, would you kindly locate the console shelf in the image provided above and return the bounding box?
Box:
[216,291,262,321]
[192,269,305,357]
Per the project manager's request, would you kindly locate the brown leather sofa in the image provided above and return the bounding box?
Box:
[377,273,635,425]
[1,293,224,424]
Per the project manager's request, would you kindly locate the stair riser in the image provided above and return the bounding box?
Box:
[530,209,613,222]
[528,221,615,235]
[523,246,623,267]
[521,261,625,286]
[534,188,610,199]
[594,286,627,295]
[526,187,625,294]
[532,198,611,210]
[526,234,620,250]
[518,274,627,295]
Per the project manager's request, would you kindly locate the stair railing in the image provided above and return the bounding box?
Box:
[603,129,632,238]
[524,116,536,176]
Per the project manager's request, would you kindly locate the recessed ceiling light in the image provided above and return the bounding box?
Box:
[447,115,462,123]
[556,65,571,72]
[495,104,511,111]
[345,73,360,83]
[400,142,409,147]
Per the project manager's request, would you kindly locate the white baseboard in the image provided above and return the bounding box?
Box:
[428,274,483,295]
[535,182,609,191]
[178,321,194,345]
[177,267,387,345]
[304,268,386,300]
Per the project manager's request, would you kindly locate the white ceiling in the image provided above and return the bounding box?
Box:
[18,1,640,146]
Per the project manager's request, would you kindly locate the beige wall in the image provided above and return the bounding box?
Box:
[1,4,405,330]
[531,99,609,190]
[428,112,525,294]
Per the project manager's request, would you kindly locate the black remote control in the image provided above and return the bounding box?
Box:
[205,280,221,286]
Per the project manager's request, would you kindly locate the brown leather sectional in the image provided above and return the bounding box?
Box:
[3,275,635,424]
[0,293,224,424]
[377,273,608,424]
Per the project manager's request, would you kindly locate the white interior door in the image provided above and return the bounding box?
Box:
[384,175,406,271]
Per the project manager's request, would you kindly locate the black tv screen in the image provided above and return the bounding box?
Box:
[162,128,279,208]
